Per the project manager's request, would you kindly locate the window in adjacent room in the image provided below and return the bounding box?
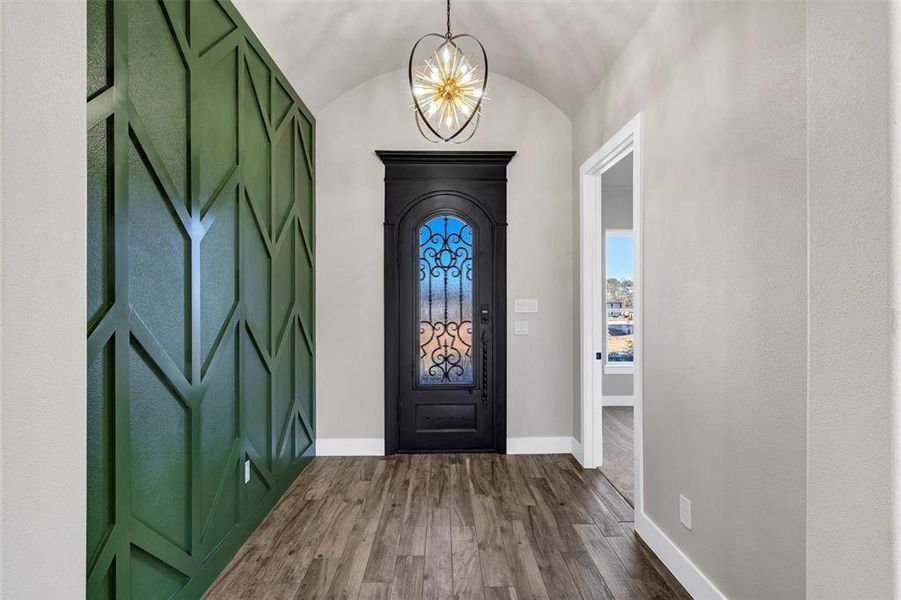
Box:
[605,229,634,368]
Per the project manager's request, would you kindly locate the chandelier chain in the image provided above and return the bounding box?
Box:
[446,0,451,37]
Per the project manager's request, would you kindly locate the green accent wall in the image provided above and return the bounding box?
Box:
[86,1,316,597]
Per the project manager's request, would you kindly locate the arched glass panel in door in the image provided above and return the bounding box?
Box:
[418,214,474,385]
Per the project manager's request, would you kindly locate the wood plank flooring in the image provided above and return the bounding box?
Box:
[599,407,634,506]
[205,455,689,600]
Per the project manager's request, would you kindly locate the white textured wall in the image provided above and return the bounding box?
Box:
[316,69,573,442]
[0,1,87,597]
[894,5,901,598]
[807,2,897,598]
[572,3,808,597]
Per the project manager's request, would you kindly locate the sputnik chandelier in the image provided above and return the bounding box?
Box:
[408,0,488,143]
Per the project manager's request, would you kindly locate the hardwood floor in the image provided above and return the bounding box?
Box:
[599,407,634,506]
[205,454,689,600]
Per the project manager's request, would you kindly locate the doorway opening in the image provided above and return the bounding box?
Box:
[579,115,643,513]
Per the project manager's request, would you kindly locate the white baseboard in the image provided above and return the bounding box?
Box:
[315,438,384,456]
[315,436,585,459]
[506,436,574,454]
[570,437,584,465]
[602,395,634,407]
[635,511,727,600]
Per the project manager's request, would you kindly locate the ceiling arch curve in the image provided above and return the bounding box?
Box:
[233,1,659,116]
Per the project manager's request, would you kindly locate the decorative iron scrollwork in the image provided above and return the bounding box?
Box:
[418,215,473,384]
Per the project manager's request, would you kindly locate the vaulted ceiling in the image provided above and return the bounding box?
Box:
[233,1,659,116]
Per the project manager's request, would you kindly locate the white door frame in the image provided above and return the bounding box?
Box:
[578,113,643,514]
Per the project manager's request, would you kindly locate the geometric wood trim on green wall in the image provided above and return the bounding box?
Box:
[87,1,315,596]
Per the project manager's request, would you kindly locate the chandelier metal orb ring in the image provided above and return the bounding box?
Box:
[408,0,488,143]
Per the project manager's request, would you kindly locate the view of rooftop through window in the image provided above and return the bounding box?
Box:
[606,232,634,363]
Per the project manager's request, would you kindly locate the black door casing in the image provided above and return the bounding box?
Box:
[379,151,514,454]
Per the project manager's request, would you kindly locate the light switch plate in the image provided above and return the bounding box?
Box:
[514,298,538,314]
[244,459,251,484]
[679,494,692,530]
[514,320,529,335]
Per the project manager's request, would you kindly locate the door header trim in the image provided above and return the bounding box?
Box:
[376,150,516,165]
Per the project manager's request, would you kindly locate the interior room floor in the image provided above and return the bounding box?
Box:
[206,453,688,600]
[600,407,635,506]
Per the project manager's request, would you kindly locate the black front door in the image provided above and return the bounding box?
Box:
[380,151,514,454]
[399,196,492,451]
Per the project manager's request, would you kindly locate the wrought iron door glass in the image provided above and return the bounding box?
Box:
[418,214,474,384]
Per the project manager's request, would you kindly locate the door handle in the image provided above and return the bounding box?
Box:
[481,328,489,407]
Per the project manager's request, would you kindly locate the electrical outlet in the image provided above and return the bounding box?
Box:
[679,494,692,530]
[514,320,529,335]
[244,459,251,484]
